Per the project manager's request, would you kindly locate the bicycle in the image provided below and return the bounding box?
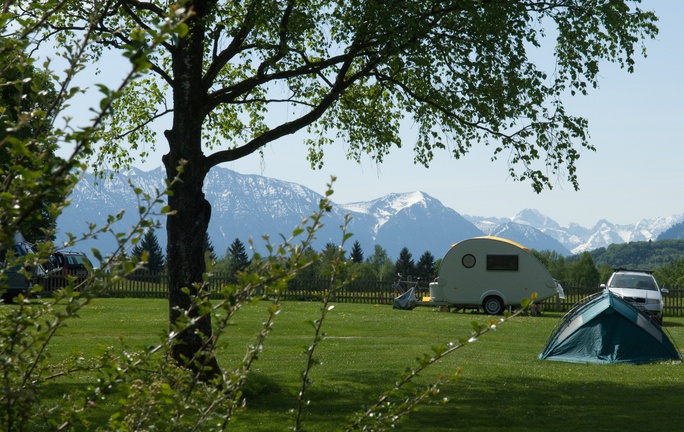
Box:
[392,273,421,298]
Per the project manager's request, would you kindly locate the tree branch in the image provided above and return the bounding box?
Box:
[203,49,365,115]
[111,108,174,142]
[119,0,175,52]
[118,0,167,17]
[203,54,380,169]
[204,0,258,88]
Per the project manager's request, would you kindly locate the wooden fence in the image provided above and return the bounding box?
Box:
[537,285,684,317]
[40,274,684,317]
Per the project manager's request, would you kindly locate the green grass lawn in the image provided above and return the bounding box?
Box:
[47,298,684,431]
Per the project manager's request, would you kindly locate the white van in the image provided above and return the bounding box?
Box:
[422,236,564,314]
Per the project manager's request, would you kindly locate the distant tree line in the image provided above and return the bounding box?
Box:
[213,239,439,286]
[588,239,684,270]
[534,240,684,289]
[130,231,684,289]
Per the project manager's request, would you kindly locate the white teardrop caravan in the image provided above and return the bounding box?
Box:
[424,236,564,314]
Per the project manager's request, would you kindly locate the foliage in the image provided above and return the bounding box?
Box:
[415,251,437,282]
[364,245,396,281]
[320,242,345,273]
[589,239,684,270]
[0,11,186,415]
[598,263,614,284]
[0,185,177,431]
[345,261,376,284]
[284,246,319,284]
[655,259,684,288]
[531,250,568,281]
[350,240,364,264]
[204,232,217,263]
[131,228,166,273]
[216,238,251,282]
[568,252,600,287]
[531,240,684,287]
[395,247,416,278]
[0,40,60,243]
[228,238,250,270]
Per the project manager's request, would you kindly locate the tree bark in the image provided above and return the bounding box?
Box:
[163,1,220,380]
[164,133,219,380]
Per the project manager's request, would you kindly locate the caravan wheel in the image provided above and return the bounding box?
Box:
[482,296,504,315]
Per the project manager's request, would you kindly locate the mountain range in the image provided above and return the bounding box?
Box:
[55,166,684,260]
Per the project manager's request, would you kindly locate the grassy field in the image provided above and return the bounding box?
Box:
[45,298,684,431]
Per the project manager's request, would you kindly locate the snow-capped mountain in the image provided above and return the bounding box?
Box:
[489,222,571,255]
[340,192,483,259]
[466,209,684,255]
[56,167,684,260]
[58,167,488,260]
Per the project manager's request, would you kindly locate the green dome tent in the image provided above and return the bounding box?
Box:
[539,290,681,364]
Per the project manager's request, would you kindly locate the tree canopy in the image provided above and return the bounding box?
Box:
[569,251,600,287]
[415,251,436,282]
[30,0,659,373]
[0,40,62,242]
[80,1,656,192]
[394,247,416,278]
[225,238,250,280]
[590,239,684,270]
[350,241,364,264]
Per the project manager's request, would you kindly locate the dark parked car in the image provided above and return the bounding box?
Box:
[46,251,92,287]
[1,262,31,301]
[2,234,43,301]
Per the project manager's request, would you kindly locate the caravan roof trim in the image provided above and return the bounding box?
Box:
[475,236,529,251]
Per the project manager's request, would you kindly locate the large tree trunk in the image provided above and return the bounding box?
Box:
[163,1,220,381]
[163,139,219,380]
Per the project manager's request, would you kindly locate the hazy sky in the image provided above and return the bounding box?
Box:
[62,1,684,228]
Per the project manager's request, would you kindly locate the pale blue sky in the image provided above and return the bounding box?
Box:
[62,0,684,228]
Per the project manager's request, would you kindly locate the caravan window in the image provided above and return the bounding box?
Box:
[462,254,476,268]
[486,254,519,271]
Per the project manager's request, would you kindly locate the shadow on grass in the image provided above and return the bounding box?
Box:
[404,375,684,432]
[663,320,683,327]
[35,363,684,432]
[234,368,684,432]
